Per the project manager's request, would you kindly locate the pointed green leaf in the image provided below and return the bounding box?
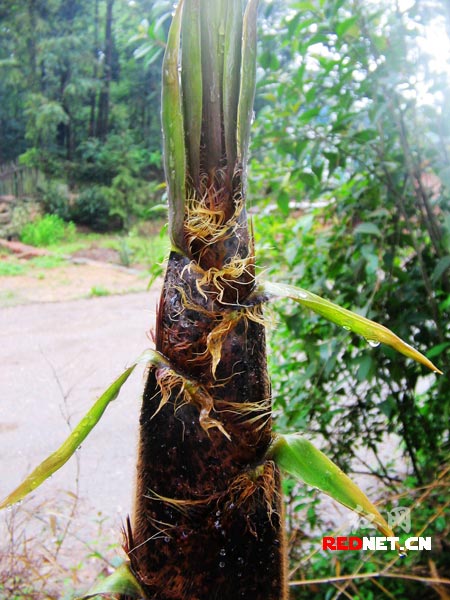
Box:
[270,433,395,538]
[0,350,160,510]
[181,0,202,182]
[80,562,145,598]
[262,280,442,374]
[353,222,382,237]
[162,0,187,253]
[237,0,259,170]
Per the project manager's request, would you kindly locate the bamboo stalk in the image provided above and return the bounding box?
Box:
[127,2,288,598]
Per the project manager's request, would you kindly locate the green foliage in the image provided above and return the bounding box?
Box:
[20,214,75,247]
[75,135,160,186]
[4,200,41,239]
[24,94,69,147]
[38,181,71,221]
[71,187,113,232]
[1,0,164,188]
[271,433,394,538]
[0,262,27,276]
[73,136,164,228]
[112,221,169,273]
[253,0,449,473]
[82,562,145,598]
[250,0,450,593]
[89,286,110,297]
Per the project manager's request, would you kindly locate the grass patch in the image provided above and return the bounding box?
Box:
[0,262,27,276]
[29,255,66,269]
[89,286,111,297]
[1,220,169,285]
[0,255,67,278]
[20,215,76,247]
[49,220,169,268]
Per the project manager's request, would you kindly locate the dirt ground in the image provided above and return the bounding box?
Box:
[0,242,151,307]
[1,261,149,306]
[0,256,162,595]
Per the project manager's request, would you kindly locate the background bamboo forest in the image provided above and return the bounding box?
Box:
[1,0,449,598]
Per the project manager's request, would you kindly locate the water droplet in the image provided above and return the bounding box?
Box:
[237,556,244,565]
[219,561,225,568]
[219,548,226,556]
[367,339,380,348]
[163,536,171,543]
[343,325,351,331]
[297,291,308,299]
[214,520,221,529]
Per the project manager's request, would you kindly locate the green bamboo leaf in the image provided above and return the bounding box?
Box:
[353,222,382,237]
[237,0,259,170]
[181,0,202,182]
[0,350,159,510]
[270,433,395,538]
[162,0,186,253]
[80,562,145,598]
[262,280,442,374]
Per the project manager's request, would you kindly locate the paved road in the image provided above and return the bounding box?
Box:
[0,289,160,574]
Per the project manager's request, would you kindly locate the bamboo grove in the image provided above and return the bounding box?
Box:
[0,1,442,598]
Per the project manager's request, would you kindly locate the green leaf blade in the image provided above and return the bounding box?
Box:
[0,350,158,510]
[162,0,187,253]
[80,562,145,599]
[271,433,395,538]
[263,280,442,374]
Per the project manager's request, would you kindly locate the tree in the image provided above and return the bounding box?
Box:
[96,0,115,141]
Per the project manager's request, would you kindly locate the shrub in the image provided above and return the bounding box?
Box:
[20,214,75,247]
[70,187,115,232]
[6,201,41,239]
[38,181,71,221]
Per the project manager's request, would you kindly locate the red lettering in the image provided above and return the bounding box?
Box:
[337,536,349,550]
[322,536,336,550]
[348,536,363,550]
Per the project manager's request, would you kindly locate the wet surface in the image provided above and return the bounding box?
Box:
[0,289,160,583]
